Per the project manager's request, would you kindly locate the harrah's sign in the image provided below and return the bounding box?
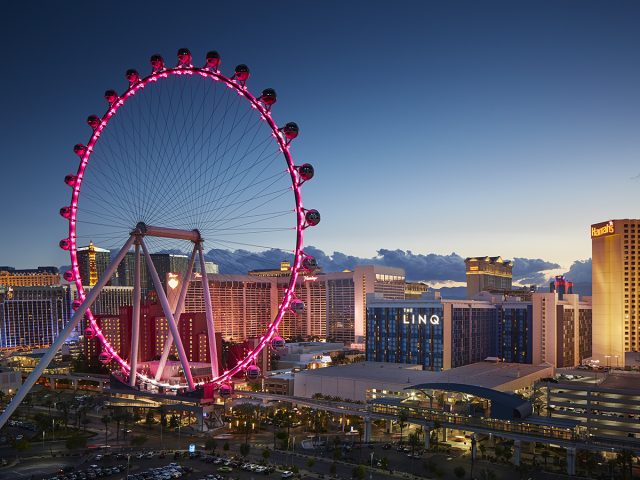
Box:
[591,221,615,238]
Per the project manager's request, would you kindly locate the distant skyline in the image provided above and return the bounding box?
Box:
[1,1,639,271]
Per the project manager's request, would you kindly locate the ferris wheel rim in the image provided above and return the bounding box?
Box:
[61,57,310,390]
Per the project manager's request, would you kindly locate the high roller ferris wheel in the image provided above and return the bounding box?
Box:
[0,48,320,428]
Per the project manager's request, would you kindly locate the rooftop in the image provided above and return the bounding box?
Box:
[296,361,553,392]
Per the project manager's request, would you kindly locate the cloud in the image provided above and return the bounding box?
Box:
[563,258,592,283]
[200,247,560,285]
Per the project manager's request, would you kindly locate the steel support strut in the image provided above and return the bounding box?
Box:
[155,243,198,382]
[197,242,219,378]
[0,234,137,430]
[140,238,195,390]
[128,241,142,386]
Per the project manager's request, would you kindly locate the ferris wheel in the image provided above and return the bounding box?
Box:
[0,48,320,422]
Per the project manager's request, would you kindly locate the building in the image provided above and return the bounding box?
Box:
[175,265,405,347]
[293,361,554,402]
[76,242,111,286]
[0,266,60,287]
[366,294,534,370]
[538,372,640,445]
[591,219,640,367]
[0,286,72,349]
[115,252,191,292]
[72,284,134,333]
[532,291,592,368]
[465,256,513,298]
[404,282,429,299]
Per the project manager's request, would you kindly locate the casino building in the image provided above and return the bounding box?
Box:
[591,219,640,367]
[366,293,533,370]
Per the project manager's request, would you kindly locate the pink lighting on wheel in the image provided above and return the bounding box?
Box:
[62,50,312,390]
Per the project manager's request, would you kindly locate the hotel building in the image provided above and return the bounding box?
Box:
[0,266,60,287]
[0,285,72,349]
[366,294,532,370]
[465,256,513,298]
[532,291,592,368]
[77,242,111,286]
[591,219,640,367]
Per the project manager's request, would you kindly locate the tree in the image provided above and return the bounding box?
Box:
[306,458,316,469]
[169,415,180,429]
[223,441,230,451]
[205,438,218,453]
[478,468,497,480]
[131,435,148,447]
[408,432,420,455]
[397,411,408,445]
[101,415,111,446]
[66,434,87,451]
[14,438,31,451]
[330,463,337,477]
[262,448,271,461]
[145,409,156,426]
[453,466,466,479]
[351,465,365,480]
[240,443,251,457]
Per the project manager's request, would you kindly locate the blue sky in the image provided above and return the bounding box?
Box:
[0,1,638,278]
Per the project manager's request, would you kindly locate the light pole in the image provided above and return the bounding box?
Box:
[369,452,374,480]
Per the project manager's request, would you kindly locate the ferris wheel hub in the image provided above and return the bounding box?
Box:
[132,222,202,243]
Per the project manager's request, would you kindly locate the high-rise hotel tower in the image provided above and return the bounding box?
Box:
[592,219,640,367]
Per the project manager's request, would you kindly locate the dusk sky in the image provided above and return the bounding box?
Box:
[1,1,639,283]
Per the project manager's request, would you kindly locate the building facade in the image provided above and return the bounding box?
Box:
[76,242,111,286]
[465,256,513,298]
[532,292,592,368]
[0,266,60,287]
[591,219,640,367]
[0,286,72,349]
[366,296,533,370]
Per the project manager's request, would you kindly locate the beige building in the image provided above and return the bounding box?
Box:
[591,219,640,367]
[532,292,592,367]
[465,256,513,298]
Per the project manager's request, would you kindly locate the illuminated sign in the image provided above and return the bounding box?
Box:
[468,266,479,271]
[167,273,179,290]
[403,313,441,325]
[591,220,615,238]
[303,276,318,282]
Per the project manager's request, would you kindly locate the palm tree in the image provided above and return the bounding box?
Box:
[101,415,111,446]
[408,432,420,456]
[397,411,408,445]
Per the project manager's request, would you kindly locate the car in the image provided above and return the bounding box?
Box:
[218,467,232,473]
[382,443,392,450]
[281,472,294,479]
[95,455,104,461]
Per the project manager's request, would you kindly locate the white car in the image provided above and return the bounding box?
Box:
[281,472,294,479]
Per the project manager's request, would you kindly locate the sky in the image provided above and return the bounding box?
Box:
[0,1,639,285]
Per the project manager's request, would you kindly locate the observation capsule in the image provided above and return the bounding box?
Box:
[73,144,87,157]
[245,365,261,380]
[234,64,250,82]
[72,299,82,310]
[305,209,321,226]
[87,115,101,130]
[104,89,119,105]
[291,299,306,315]
[205,51,221,69]
[301,256,318,272]
[98,351,112,364]
[298,163,314,181]
[260,88,277,107]
[59,206,72,219]
[219,383,232,398]
[126,69,140,85]
[64,174,78,187]
[150,54,165,72]
[63,270,75,282]
[177,48,192,66]
[282,122,299,140]
[59,238,71,251]
[85,328,97,340]
[271,336,286,351]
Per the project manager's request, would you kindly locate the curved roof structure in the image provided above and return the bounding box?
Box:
[407,382,532,420]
